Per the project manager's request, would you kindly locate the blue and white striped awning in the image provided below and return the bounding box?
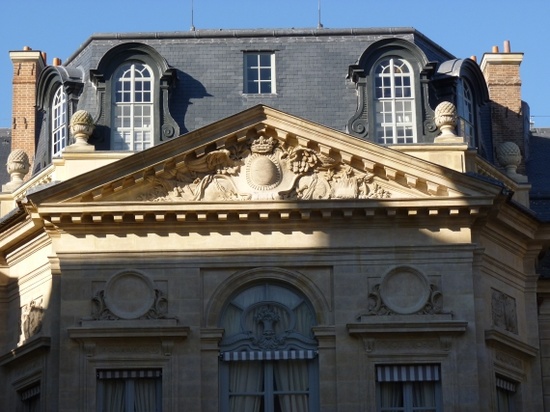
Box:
[20,385,40,401]
[376,364,440,382]
[97,369,162,379]
[221,350,317,362]
[496,377,517,393]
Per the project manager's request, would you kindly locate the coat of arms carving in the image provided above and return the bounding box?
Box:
[137,132,391,202]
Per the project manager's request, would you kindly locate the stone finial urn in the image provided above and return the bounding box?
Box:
[68,110,95,149]
[3,149,30,191]
[434,101,462,143]
[496,141,522,174]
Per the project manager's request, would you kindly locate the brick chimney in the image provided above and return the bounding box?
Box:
[9,47,46,176]
[480,41,527,173]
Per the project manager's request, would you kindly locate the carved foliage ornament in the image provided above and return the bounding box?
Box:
[360,268,444,317]
[491,289,518,334]
[20,298,45,342]
[90,271,172,321]
[137,132,391,202]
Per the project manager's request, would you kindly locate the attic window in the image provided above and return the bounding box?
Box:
[243,52,276,94]
[111,62,154,151]
[52,85,68,157]
[374,58,417,144]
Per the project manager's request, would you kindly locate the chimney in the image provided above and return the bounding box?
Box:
[9,47,46,176]
[480,41,526,173]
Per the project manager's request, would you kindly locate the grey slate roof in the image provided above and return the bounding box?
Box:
[527,128,550,221]
[64,28,455,136]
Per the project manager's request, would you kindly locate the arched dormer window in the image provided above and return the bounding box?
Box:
[219,282,320,412]
[348,39,437,144]
[35,65,83,172]
[112,62,154,150]
[91,43,179,151]
[457,79,474,144]
[374,57,417,144]
[433,58,490,152]
[51,85,68,157]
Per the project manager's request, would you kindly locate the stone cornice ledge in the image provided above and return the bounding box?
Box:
[0,336,51,367]
[484,328,538,358]
[347,319,468,335]
[68,320,190,340]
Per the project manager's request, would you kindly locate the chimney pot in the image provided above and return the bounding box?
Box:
[53,57,61,66]
[492,45,499,53]
[504,40,511,53]
[23,46,31,51]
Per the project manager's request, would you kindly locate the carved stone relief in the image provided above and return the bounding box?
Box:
[137,132,391,202]
[491,289,518,334]
[90,271,172,320]
[361,268,443,316]
[20,298,44,343]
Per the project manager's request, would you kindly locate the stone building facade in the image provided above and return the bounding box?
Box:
[0,28,548,411]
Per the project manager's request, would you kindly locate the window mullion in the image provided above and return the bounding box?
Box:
[265,362,274,412]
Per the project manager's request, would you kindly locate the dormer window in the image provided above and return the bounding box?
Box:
[347,39,436,144]
[457,79,474,145]
[243,52,276,94]
[374,58,417,144]
[51,85,68,157]
[112,62,154,151]
[90,43,179,151]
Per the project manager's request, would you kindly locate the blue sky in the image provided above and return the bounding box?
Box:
[1,0,549,127]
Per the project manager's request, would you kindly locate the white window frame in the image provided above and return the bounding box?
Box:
[457,80,475,145]
[496,376,518,412]
[52,85,68,157]
[243,52,276,94]
[111,62,154,151]
[374,58,417,144]
[376,364,442,412]
[96,369,162,412]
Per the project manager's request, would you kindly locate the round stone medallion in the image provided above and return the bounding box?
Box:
[379,267,430,314]
[104,271,155,319]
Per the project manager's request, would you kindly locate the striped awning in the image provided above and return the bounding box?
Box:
[221,350,317,362]
[20,385,40,401]
[97,369,162,379]
[496,377,517,393]
[376,364,440,382]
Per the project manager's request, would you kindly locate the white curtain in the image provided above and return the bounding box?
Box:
[229,362,263,412]
[100,380,125,412]
[380,382,403,409]
[412,381,435,409]
[274,360,309,412]
[135,378,158,412]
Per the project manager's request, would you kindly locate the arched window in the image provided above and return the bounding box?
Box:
[111,62,154,151]
[219,282,319,412]
[457,79,474,145]
[347,39,435,144]
[374,58,417,144]
[91,43,179,151]
[51,85,68,157]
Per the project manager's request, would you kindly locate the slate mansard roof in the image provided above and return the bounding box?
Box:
[63,27,455,135]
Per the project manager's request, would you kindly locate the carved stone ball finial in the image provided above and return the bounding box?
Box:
[69,110,95,148]
[4,149,30,190]
[434,101,462,143]
[496,141,522,175]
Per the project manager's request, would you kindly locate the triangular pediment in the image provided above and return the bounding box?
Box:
[27,105,501,208]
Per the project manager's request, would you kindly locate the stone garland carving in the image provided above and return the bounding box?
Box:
[91,288,171,321]
[20,298,45,341]
[137,133,391,202]
[360,283,443,317]
[491,289,518,334]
